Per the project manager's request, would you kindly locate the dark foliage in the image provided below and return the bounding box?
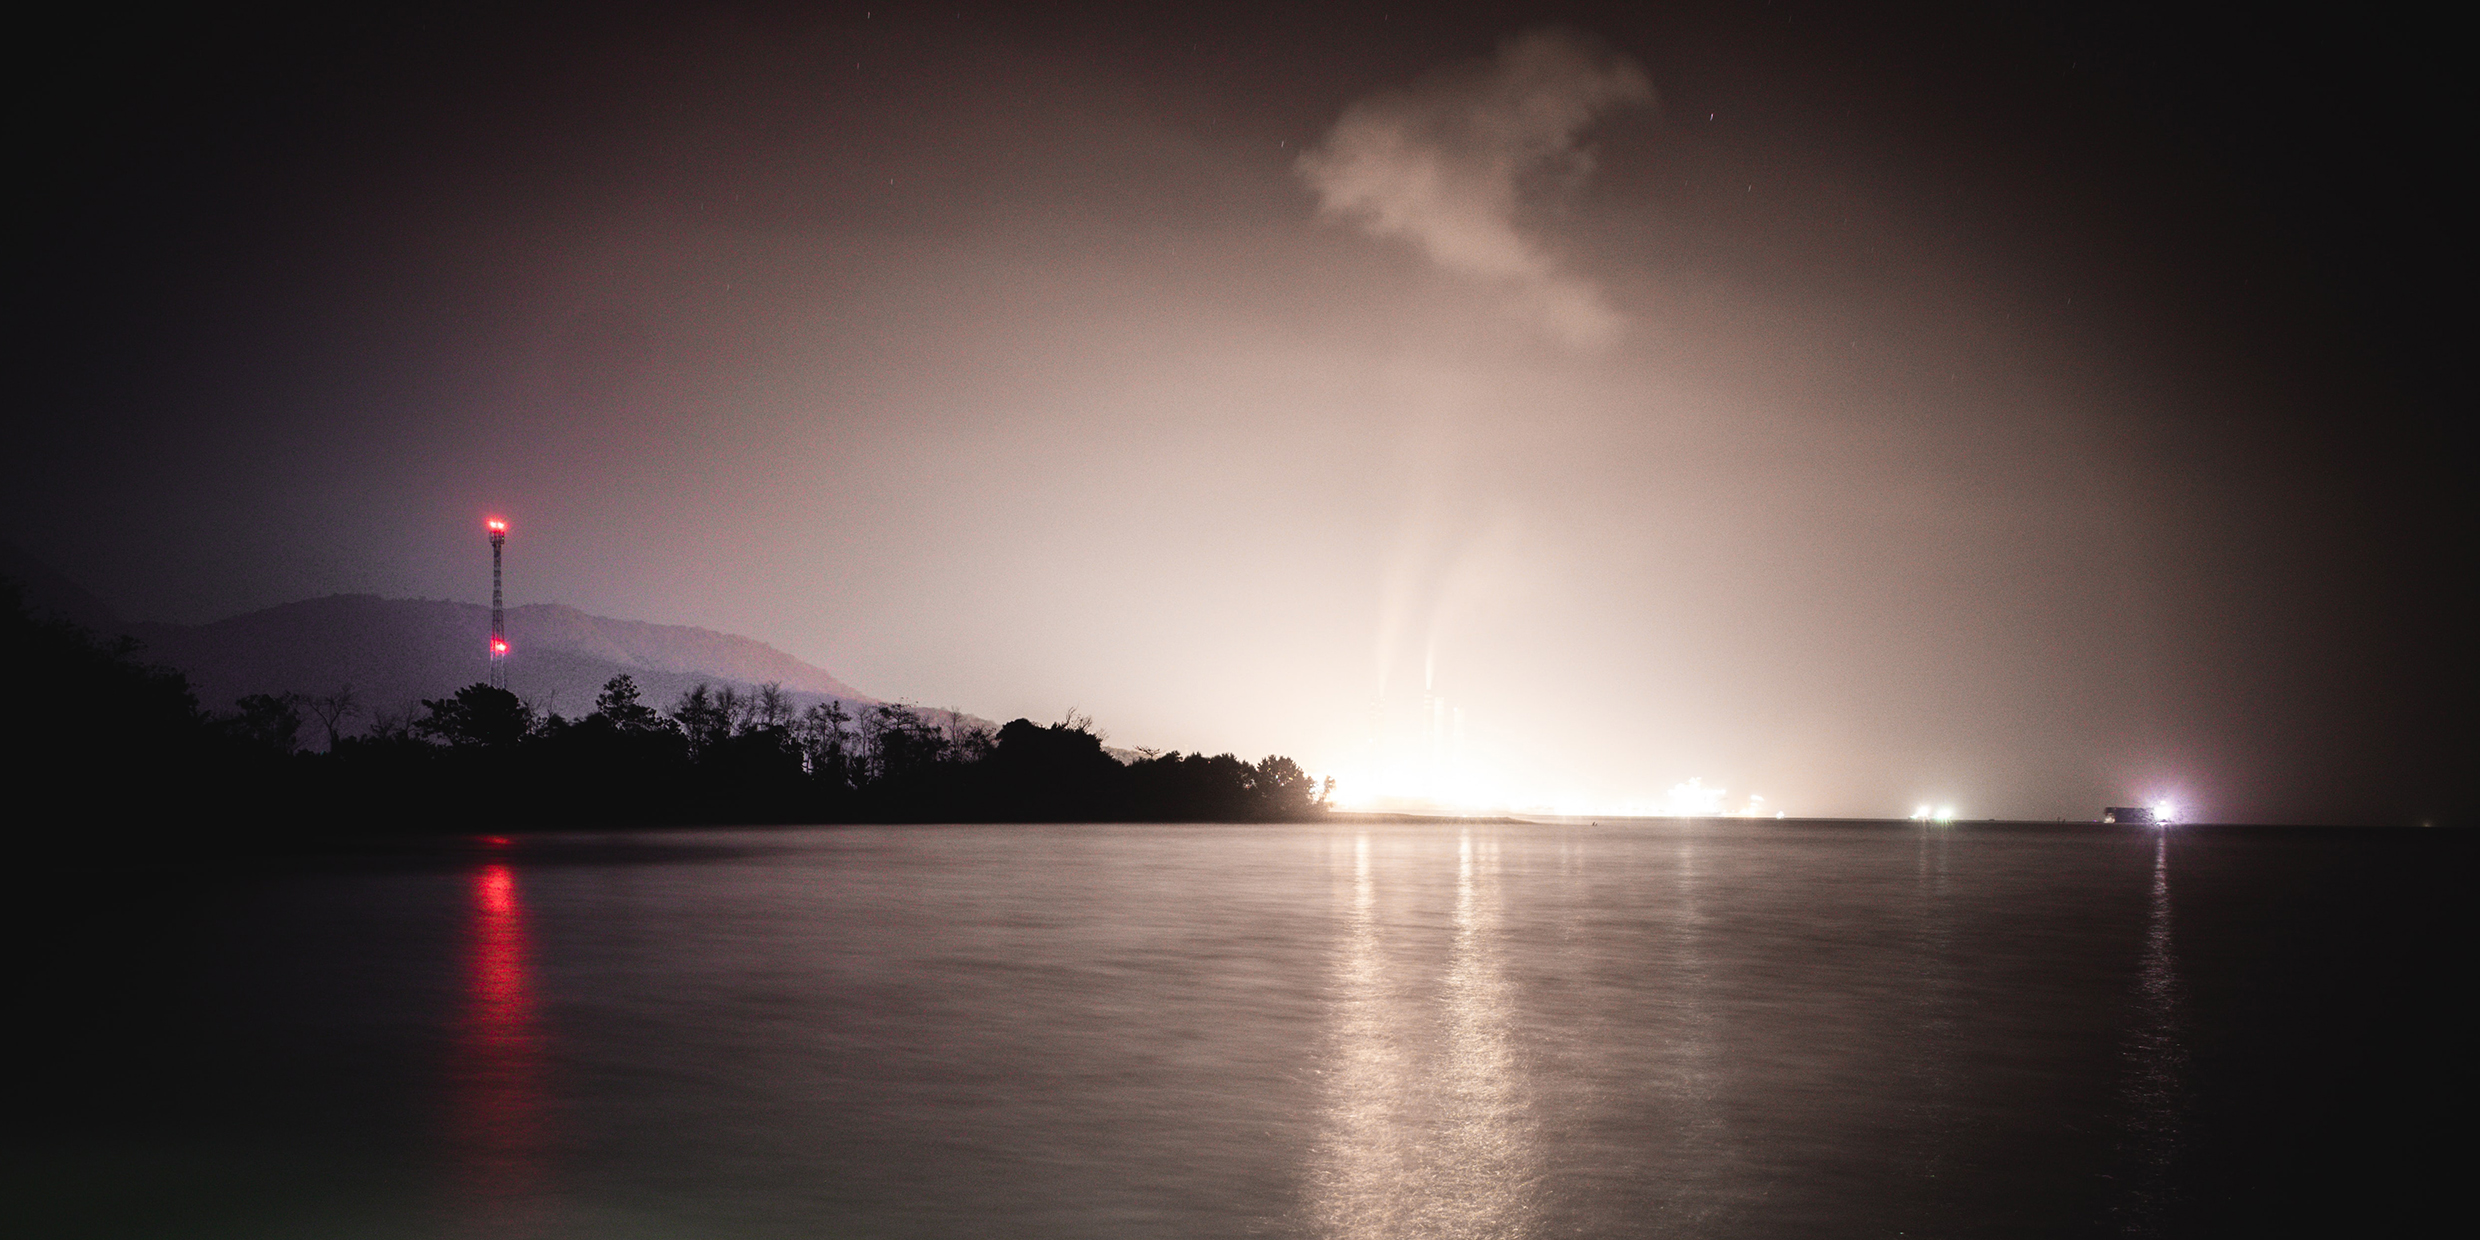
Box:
[8,583,1329,830]
[223,692,305,756]
[414,684,534,749]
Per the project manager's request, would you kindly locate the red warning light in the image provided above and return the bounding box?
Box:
[491,639,510,655]
[485,517,508,533]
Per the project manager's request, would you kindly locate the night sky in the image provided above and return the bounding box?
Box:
[9,1,2464,823]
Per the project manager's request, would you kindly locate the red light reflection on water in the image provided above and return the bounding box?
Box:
[456,861,547,1223]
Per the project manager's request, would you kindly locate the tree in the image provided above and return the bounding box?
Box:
[227,692,306,756]
[946,715,997,765]
[592,674,667,735]
[305,685,357,752]
[365,703,418,743]
[753,682,792,731]
[415,683,534,749]
[1250,755,1324,819]
[712,685,748,736]
[863,703,946,782]
[796,700,854,784]
[982,714,1125,818]
[4,579,208,823]
[672,683,731,760]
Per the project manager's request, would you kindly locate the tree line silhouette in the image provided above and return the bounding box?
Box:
[6,584,1331,829]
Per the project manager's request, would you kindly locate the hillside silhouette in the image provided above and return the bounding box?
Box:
[4,569,1323,829]
[123,594,881,724]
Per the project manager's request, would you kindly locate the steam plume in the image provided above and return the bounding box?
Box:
[1296,28,1653,349]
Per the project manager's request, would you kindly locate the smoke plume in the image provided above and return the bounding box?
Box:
[1296,28,1653,349]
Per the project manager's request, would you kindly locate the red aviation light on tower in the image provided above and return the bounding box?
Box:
[485,516,511,685]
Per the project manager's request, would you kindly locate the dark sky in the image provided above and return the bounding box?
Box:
[9,1,2465,823]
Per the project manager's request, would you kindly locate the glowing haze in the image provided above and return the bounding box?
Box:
[8,3,2460,824]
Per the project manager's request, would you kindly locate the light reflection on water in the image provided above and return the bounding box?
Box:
[26,820,2427,1238]
[456,860,547,1228]
[1434,832,1536,1236]
[1662,832,1726,1227]
[1313,831,1538,1239]
[1311,833,1394,1235]
[1903,824,1958,1186]
[2117,831,2187,1234]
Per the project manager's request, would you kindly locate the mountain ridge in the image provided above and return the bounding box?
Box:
[118,593,890,729]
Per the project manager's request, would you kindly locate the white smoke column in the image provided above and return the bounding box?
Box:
[1296,27,1654,349]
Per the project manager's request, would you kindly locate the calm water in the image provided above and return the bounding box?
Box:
[12,821,2460,1237]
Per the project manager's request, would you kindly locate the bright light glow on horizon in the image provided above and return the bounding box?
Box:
[1666,777,1727,817]
[1321,757,1785,820]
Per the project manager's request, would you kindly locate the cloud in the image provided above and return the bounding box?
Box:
[1296,28,1654,349]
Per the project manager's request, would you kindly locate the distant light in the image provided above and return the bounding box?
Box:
[491,639,509,655]
[2155,801,2178,824]
[1666,777,1728,817]
[1912,805,1932,821]
[1934,806,1956,823]
[485,517,508,532]
[1775,811,1785,819]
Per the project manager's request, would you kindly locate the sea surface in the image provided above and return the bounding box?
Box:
[12,820,2460,1238]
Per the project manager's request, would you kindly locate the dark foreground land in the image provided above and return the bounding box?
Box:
[5,585,1327,829]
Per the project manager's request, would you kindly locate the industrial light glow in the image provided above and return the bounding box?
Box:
[1666,777,1728,817]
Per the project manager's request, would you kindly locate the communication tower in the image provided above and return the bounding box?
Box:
[485,517,510,687]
